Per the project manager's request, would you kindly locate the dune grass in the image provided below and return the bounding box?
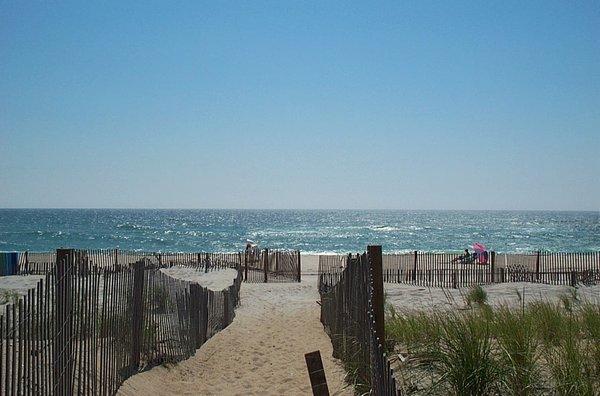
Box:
[465,284,488,307]
[386,289,600,395]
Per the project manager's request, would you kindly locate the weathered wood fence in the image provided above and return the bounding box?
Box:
[319,246,398,395]
[17,250,241,276]
[17,249,301,284]
[320,251,600,289]
[243,249,301,283]
[0,248,243,395]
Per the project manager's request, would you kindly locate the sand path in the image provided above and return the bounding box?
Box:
[119,256,352,395]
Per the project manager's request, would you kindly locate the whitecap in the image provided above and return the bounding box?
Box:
[370,225,400,232]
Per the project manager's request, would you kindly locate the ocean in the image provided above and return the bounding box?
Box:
[0,209,598,253]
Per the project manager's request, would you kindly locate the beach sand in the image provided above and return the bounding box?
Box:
[0,274,44,313]
[118,255,352,396]
[385,280,600,311]
[7,254,596,394]
[160,267,239,291]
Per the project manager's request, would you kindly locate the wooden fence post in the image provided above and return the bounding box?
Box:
[205,253,209,273]
[570,271,577,287]
[412,250,418,282]
[452,272,457,289]
[535,250,540,280]
[305,350,330,396]
[190,283,201,348]
[114,248,118,266]
[263,249,269,283]
[131,260,145,369]
[244,251,248,281]
[500,267,505,283]
[491,251,496,283]
[223,290,230,327]
[24,250,29,274]
[200,289,209,344]
[54,248,75,395]
[368,245,385,347]
[297,250,302,282]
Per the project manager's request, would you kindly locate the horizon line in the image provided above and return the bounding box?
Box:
[0,207,598,213]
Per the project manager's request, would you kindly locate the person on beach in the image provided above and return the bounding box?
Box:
[453,249,471,263]
[245,240,259,265]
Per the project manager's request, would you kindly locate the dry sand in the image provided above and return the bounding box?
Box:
[160,267,239,291]
[118,255,352,396]
[0,274,44,313]
[385,281,600,311]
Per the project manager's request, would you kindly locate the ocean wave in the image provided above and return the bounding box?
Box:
[116,223,151,230]
[2,209,596,253]
[370,225,401,232]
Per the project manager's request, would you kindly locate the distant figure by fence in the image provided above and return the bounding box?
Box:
[319,251,600,289]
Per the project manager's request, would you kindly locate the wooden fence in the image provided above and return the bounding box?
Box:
[317,255,346,293]
[319,247,398,395]
[17,249,301,284]
[320,251,600,289]
[17,250,241,276]
[243,249,301,283]
[0,248,243,395]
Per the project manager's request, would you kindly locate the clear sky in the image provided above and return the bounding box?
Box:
[1,1,599,210]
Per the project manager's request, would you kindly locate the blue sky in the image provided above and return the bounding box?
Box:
[1,1,598,210]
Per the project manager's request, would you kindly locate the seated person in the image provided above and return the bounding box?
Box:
[453,249,471,262]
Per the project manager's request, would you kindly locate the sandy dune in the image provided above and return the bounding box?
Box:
[119,256,352,395]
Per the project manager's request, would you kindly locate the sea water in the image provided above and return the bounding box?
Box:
[0,209,598,253]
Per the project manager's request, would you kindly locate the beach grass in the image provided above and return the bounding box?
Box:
[465,285,488,307]
[386,289,600,395]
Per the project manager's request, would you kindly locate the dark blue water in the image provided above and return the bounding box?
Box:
[0,209,598,253]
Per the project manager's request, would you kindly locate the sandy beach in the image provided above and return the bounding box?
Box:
[2,254,599,394]
[0,274,44,314]
[118,255,352,396]
[385,281,600,312]
[160,267,239,291]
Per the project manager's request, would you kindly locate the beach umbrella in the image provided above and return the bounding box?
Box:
[472,242,486,252]
[472,243,488,264]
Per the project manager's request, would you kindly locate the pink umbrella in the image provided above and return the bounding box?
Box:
[472,243,488,264]
[472,242,486,252]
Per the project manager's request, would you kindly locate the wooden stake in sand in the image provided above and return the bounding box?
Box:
[305,350,330,396]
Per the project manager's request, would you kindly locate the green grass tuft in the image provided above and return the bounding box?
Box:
[386,296,600,394]
[465,285,488,307]
[430,311,498,395]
